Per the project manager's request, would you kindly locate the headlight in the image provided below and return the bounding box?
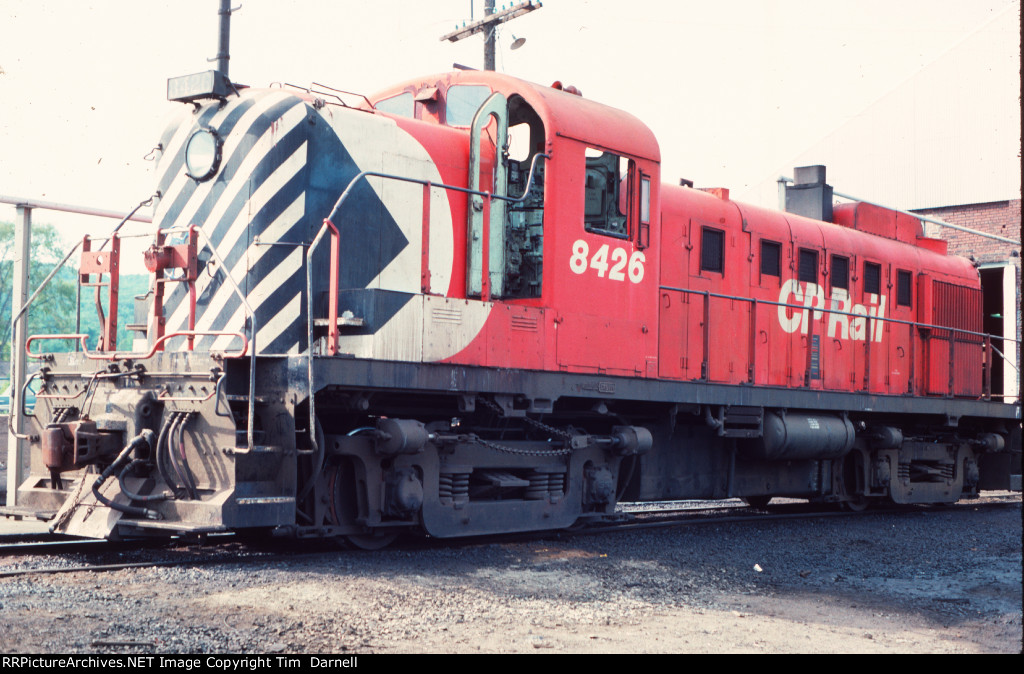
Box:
[184,127,221,182]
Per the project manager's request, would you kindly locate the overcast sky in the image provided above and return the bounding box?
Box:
[1,0,1018,247]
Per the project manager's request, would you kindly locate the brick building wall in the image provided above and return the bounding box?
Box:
[914,199,1021,263]
[913,199,1021,399]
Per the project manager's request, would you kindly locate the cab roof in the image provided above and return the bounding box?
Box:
[369,70,661,162]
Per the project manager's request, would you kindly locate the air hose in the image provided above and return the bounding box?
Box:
[91,429,162,520]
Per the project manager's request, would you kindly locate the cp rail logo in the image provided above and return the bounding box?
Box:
[778,279,888,342]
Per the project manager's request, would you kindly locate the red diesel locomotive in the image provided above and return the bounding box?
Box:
[6,67,1019,545]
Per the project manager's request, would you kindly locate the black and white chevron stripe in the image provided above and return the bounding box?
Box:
[154,90,310,354]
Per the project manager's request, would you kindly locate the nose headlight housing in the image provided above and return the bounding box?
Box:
[184,128,221,182]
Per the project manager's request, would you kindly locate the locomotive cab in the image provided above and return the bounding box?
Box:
[350,71,663,378]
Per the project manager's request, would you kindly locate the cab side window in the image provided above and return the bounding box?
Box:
[584,148,629,238]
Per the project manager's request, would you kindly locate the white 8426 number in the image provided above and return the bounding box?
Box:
[569,239,645,283]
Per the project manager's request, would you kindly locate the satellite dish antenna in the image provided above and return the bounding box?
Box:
[510,34,526,50]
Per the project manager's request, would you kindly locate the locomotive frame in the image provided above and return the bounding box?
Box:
[3,62,1019,546]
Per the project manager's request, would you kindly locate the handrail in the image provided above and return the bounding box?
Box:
[0,194,155,224]
[323,151,550,223]
[9,194,158,344]
[6,195,157,449]
[190,226,258,451]
[8,372,44,441]
[15,216,259,449]
[776,176,1021,246]
[26,330,249,361]
[660,283,1020,401]
[9,240,84,338]
[990,343,1019,374]
[659,284,1019,344]
[304,152,551,480]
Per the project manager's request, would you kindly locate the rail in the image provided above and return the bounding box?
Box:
[179,225,258,450]
[2,195,157,499]
[304,153,549,472]
[659,284,1020,402]
[0,194,155,224]
[26,330,249,361]
[7,197,156,348]
[8,214,258,450]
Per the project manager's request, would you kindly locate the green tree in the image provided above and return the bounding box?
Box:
[0,221,85,360]
[2,221,158,360]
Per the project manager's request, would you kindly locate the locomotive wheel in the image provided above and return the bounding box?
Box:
[838,495,870,512]
[741,496,772,509]
[345,532,400,550]
[326,460,359,528]
[325,459,401,550]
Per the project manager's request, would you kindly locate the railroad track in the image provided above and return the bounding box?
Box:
[0,494,1018,578]
[0,533,110,556]
[598,497,1021,535]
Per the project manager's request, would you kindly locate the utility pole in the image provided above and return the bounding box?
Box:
[484,0,496,71]
[440,1,542,70]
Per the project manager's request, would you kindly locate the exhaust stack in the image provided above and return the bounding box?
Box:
[785,165,833,223]
[215,0,232,80]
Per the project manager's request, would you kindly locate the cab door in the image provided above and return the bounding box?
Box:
[555,144,656,376]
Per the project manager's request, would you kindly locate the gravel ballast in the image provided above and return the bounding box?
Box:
[1,496,1020,654]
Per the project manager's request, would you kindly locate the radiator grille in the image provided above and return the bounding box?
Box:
[931,281,982,342]
[928,280,983,397]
